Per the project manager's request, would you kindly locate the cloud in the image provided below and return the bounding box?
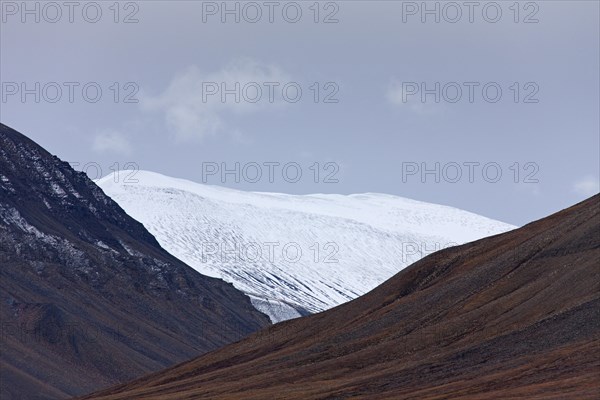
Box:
[92,130,132,155]
[573,175,600,196]
[386,79,408,106]
[141,59,292,142]
[386,79,444,115]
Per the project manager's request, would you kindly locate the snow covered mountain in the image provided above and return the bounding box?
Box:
[97,171,516,322]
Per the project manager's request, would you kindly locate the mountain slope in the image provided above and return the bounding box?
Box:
[81,195,600,399]
[97,171,515,322]
[0,123,270,399]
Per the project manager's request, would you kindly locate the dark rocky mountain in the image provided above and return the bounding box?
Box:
[81,195,599,399]
[0,123,271,399]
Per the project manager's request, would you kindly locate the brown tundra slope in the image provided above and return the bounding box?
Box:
[81,194,600,399]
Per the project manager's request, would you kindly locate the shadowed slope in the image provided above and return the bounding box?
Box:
[0,123,270,399]
[81,195,600,399]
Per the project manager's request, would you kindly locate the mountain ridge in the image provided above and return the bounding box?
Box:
[0,123,271,399]
[80,194,600,399]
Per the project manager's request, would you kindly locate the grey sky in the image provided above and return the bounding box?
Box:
[1,0,598,225]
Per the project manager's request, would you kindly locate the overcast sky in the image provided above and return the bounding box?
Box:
[1,0,598,225]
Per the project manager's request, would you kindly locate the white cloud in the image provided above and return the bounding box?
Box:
[92,130,132,155]
[386,79,444,115]
[386,79,408,106]
[573,175,600,196]
[141,59,292,142]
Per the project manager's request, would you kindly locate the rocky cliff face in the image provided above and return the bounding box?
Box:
[0,123,270,399]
